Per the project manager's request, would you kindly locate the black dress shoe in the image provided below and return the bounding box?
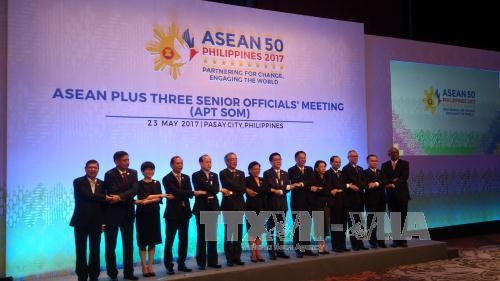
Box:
[269,253,277,260]
[234,260,245,266]
[178,266,192,272]
[124,275,139,280]
[319,251,330,255]
[277,252,290,259]
[257,258,265,262]
[391,242,399,248]
[305,250,319,256]
[166,267,175,275]
[342,248,351,252]
[360,246,369,250]
[208,264,222,268]
[149,272,156,277]
[295,251,304,258]
[352,246,360,251]
[333,248,343,253]
[400,242,408,248]
[369,242,378,249]
[227,261,234,267]
[199,265,206,270]
[378,242,387,248]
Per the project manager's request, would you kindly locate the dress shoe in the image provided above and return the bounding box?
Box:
[277,252,290,259]
[268,252,277,260]
[378,242,387,248]
[319,250,330,255]
[178,265,192,272]
[198,265,206,270]
[149,272,156,277]
[166,267,175,275]
[257,258,265,262]
[234,260,245,266]
[369,242,378,249]
[400,241,408,248]
[295,251,304,258]
[305,250,319,256]
[341,248,351,252]
[391,242,399,248]
[359,244,369,250]
[227,261,234,267]
[124,275,139,280]
[333,248,344,253]
[208,264,222,268]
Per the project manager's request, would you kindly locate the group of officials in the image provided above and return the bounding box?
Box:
[70,147,410,281]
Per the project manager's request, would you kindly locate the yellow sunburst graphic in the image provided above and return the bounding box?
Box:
[145,23,185,80]
[422,87,437,115]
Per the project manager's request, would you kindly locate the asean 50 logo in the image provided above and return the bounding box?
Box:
[145,23,198,80]
[422,86,441,115]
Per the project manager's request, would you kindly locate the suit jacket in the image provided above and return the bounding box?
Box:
[312,172,333,208]
[288,165,315,211]
[363,168,387,206]
[245,176,266,211]
[219,168,246,211]
[381,159,410,203]
[341,163,366,203]
[263,168,290,212]
[70,176,106,228]
[103,168,138,225]
[192,170,220,215]
[325,168,347,207]
[162,172,194,220]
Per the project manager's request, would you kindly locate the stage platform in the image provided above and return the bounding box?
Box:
[33,240,450,281]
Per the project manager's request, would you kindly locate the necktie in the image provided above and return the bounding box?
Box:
[121,172,127,184]
[176,174,181,185]
[90,179,96,194]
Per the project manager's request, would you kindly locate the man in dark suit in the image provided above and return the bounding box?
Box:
[104,151,139,281]
[192,154,222,270]
[219,152,246,267]
[70,160,109,281]
[325,156,348,253]
[364,154,388,249]
[381,147,410,248]
[163,156,206,274]
[288,151,317,258]
[264,152,297,260]
[341,150,368,251]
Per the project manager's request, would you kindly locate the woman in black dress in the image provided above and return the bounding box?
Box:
[135,161,173,277]
[311,160,332,254]
[245,161,266,262]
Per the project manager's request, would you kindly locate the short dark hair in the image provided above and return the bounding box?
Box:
[224,152,236,163]
[170,156,181,165]
[199,154,210,163]
[140,161,155,172]
[113,151,128,161]
[314,160,326,170]
[248,161,260,172]
[329,155,340,163]
[294,151,306,158]
[366,154,377,161]
[269,152,281,162]
[85,159,99,168]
